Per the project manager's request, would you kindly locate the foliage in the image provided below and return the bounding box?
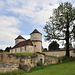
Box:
[0,70,26,75]
[9,53,35,57]
[0,49,4,52]
[29,64,57,73]
[37,60,43,66]
[58,56,75,63]
[5,47,12,52]
[43,48,47,51]
[48,41,59,50]
[63,43,73,49]
[44,2,75,57]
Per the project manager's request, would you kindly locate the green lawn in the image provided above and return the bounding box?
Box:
[9,53,35,57]
[1,61,75,75]
[27,62,75,75]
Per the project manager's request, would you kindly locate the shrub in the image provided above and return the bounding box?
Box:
[58,56,75,63]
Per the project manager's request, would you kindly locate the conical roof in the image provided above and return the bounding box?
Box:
[30,29,42,35]
[15,35,25,40]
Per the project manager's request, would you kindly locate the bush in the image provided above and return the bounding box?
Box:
[58,56,75,63]
[0,70,26,75]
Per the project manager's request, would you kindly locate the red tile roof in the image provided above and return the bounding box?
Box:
[15,35,25,40]
[13,39,33,48]
[30,29,42,35]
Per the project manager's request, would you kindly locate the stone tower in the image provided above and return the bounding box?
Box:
[30,29,42,53]
[15,35,26,45]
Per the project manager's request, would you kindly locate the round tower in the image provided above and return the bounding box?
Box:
[30,29,42,53]
[15,35,26,45]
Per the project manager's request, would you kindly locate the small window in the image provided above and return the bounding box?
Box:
[10,50,12,52]
[34,45,36,47]
[25,46,26,50]
[15,49,17,52]
[20,48,22,52]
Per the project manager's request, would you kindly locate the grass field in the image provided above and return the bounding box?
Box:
[9,53,35,57]
[27,62,75,75]
[0,61,75,75]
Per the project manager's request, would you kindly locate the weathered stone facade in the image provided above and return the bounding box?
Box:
[10,46,34,53]
[0,52,59,72]
[10,29,42,53]
[0,62,19,73]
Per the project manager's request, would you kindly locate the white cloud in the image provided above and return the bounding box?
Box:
[0,0,74,50]
[22,35,30,40]
[6,0,59,26]
[0,44,11,50]
[42,39,49,49]
[0,16,21,49]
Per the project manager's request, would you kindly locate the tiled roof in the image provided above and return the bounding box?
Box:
[30,29,42,35]
[13,39,33,48]
[15,35,25,40]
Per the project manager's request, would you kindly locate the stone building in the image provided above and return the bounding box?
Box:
[10,29,42,53]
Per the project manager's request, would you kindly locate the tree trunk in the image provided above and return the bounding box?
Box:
[66,30,70,57]
[66,15,70,57]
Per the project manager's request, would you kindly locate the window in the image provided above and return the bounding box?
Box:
[10,50,12,53]
[15,49,17,52]
[20,48,22,52]
[25,46,26,50]
[34,45,36,47]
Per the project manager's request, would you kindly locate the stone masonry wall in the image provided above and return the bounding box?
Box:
[0,62,19,73]
[43,50,75,57]
[0,52,59,72]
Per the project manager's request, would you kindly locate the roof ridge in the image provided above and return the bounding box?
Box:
[12,39,33,49]
[15,35,25,40]
[30,29,42,35]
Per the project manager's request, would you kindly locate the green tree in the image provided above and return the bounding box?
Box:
[43,48,47,51]
[0,49,4,52]
[44,2,75,57]
[64,43,73,49]
[5,47,11,52]
[48,41,59,51]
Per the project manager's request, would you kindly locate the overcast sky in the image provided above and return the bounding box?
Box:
[0,0,75,50]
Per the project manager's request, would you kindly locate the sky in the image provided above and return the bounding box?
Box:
[0,0,75,50]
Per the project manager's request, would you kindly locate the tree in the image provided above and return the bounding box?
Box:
[0,49,4,52]
[5,47,11,52]
[44,2,75,57]
[48,41,59,51]
[43,48,47,51]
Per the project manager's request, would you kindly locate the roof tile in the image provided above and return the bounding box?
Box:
[15,35,25,40]
[13,39,33,48]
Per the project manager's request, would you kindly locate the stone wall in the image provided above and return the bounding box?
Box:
[43,50,75,57]
[45,56,58,65]
[0,52,59,72]
[30,33,42,53]
[15,39,25,45]
[0,62,19,73]
[30,33,42,41]
[10,46,34,53]
[0,53,20,64]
